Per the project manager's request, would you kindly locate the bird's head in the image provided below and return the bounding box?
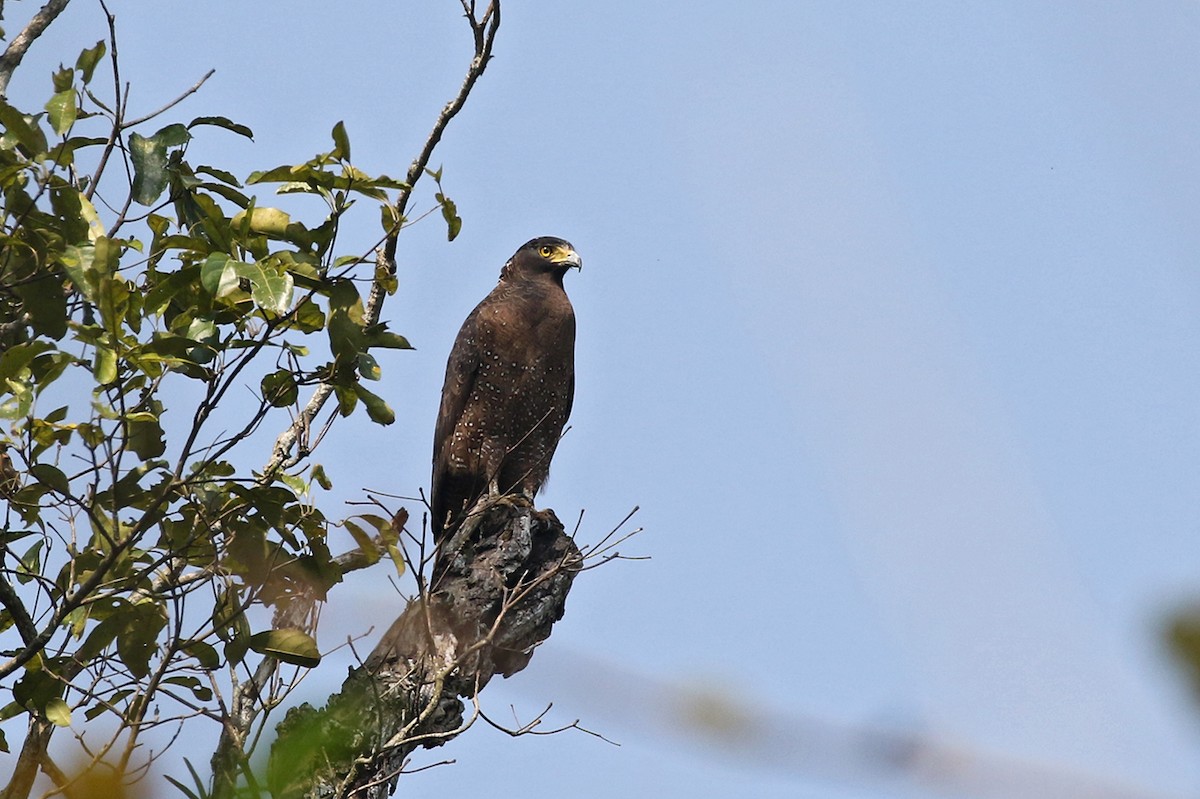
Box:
[503,237,582,282]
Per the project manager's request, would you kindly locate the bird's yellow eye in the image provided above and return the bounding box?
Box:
[539,245,554,257]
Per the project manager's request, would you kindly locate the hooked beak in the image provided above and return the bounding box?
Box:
[556,248,583,271]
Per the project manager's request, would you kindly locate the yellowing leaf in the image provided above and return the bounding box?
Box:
[45,697,71,727]
[78,193,105,241]
[342,519,380,566]
[93,345,117,385]
[232,206,291,237]
[385,540,406,578]
[248,628,320,668]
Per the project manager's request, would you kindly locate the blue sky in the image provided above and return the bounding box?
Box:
[5,2,1200,797]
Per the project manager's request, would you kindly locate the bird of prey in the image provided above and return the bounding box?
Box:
[430,237,582,543]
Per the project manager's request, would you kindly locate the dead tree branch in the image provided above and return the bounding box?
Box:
[268,498,580,799]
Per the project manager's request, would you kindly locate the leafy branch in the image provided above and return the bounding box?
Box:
[0,2,503,797]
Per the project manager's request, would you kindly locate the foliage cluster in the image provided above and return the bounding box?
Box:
[0,16,464,793]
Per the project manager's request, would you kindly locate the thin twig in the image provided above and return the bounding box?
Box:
[476,700,619,745]
[85,1,121,202]
[121,68,215,128]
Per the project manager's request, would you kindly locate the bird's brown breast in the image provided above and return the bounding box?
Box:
[431,273,576,540]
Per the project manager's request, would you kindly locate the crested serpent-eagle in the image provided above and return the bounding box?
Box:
[430,236,582,544]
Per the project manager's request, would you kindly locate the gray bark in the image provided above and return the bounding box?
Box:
[267,497,580,799]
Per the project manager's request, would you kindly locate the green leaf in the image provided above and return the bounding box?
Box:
[278,471,306,497]
[362,174,409,191]
[356,514,395,540]
[0,100,49,155]
[29,463,68,494]
[333,384,357,416]
[0,378,35,421]
[116,603,167,679]
[188,115,254,140]
[327,279,365,366]
[224,635,249,667]
[14,276,68,340]
[292,297,326,333]
[201,181,252,208]
[246,164,308,185]
[232,261,294,315]
[436,192,462,241]
[261,370,298,407]
[96,274,132,337]
[156,123,191,147]
[129,132,170,205]
[51,67,74,93]
[331,120,350,161]
[17,540,44,584]
[29,351,72,393]
[163,675,213,702]
[45,698,71,727]
[76,614,119,662]
[199,253,239,299]
[364,326,413,350]
[90,234,117,280]
[248,628,321,668]
[182,640,220,670]
[311,464,332,491]
[126,415,166,459]
[130,125,190,204]
[45,90,77,135]
[355,382,394,425]
[385,540,406,578]
[12,667,61,715]
[194,164,242,186]
[93,344,117,384]
[46,134,106,168]
[380,203,403,236]
[356,352,380,381]
[75,41,107,83]
[342,519,380,565]
[0,340,54,382]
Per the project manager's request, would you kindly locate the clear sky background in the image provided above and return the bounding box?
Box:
[4,2,1200,798]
